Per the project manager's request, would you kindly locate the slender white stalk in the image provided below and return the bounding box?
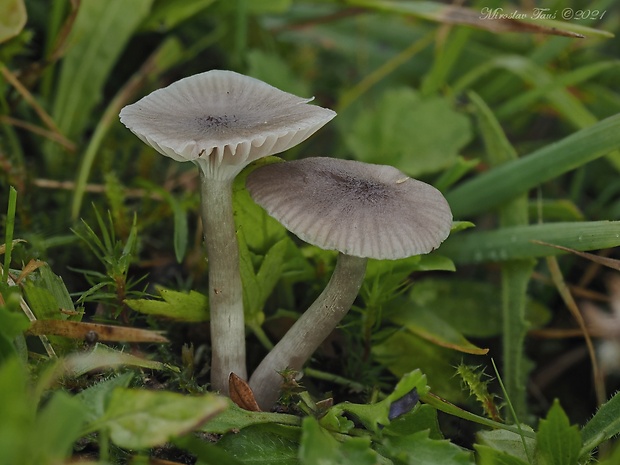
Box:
[249,253,368,409]
[199,171,247,393]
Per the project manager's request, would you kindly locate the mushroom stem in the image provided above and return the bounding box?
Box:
[199,171,247,393]
[249,253,368,409]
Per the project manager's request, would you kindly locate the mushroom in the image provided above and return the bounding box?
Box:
[119,70,336,393]
[245,157,453,409]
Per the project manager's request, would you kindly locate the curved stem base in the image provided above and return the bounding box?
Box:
[249,253,367,409]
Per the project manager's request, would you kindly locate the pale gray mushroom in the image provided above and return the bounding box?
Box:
[246,157,453,408]
[119,70,335,394]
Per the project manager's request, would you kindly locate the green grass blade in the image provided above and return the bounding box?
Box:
[2,187,17,283]
[446,113,620,219]
[471,91,532,418]
[44,0,152,176]
[441,221,620,265]
[420,392,536,440]
[496,61,620,119]
[52,0,153,140]
[501,259,535,420]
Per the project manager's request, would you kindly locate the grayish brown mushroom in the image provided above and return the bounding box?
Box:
[246,157,452,408]
[119,71,335,393]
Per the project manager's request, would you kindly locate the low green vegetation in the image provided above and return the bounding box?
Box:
[2,1,620,464]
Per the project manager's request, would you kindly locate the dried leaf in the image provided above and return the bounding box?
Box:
[26,320,168,343]
[532,240,620,271]
[15,258,46,284]
[229,372,261,412]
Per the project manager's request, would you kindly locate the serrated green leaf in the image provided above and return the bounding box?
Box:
[501,259,536,419]
[581,390,620,457]
[126,286,208,322]
[217,424,300,465]
[239,233,292,331]
[63,343,169,377]
[325,370,429,433]
[238,229,264,327]
[256,239,289,300]
[75,373,134,424]
[382,430,474,465]
[201,400,300,434]
[318,408,356,434]
[300,417,378,465]
[345,87,471,176]
[91,387,228,449]
[535,400,581,465]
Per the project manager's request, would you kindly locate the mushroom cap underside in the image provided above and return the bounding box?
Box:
[119,70,336,172]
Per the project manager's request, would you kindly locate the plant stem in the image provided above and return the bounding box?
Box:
[249,253,368,409]
[3,186,17,284]
[199,171,247,394]
[304,367,369,393]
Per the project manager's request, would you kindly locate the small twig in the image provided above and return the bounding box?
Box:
[47,0,81,64]
[545,256,605,407]
[0,65,65,136]
[579,249,615,288]
[304,367,369,393]
[532,271,609,302]
[33,178,164,200]
[338,30,435,112]
[529,327,612,339]
[0,115,76,152]
[269,7,365,34]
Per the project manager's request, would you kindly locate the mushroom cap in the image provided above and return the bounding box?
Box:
[119,70,336,178]
[246,157,453,260]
